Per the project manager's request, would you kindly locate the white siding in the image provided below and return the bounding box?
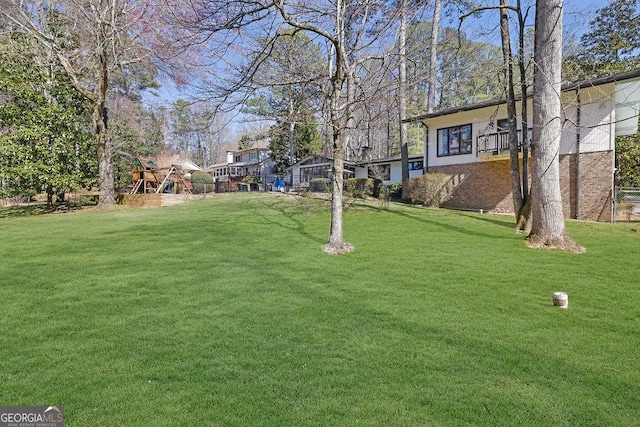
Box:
[561,83,616,154]
[422,86,616,170]
[615,79,640,136]
[354,166,368,179]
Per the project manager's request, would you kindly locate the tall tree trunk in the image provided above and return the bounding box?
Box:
[329,129,346,248]
[427,0,441,113]
[325,73,354,254]
[324,4,353,254]
[423,0,441,175]
[46,184,55,208]
[528,0,583,252]
[399,0,409,200]
[516,0,532,233]
[289,99,296,187]
[95,50,116,208]
[500,0,524,219]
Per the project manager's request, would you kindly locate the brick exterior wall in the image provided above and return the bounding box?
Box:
[429,150,613,221]
[560,151,613,222]
[430,160,515,213]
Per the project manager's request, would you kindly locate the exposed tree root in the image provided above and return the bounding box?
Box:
[323,241,355,255]
[526,234,586,253]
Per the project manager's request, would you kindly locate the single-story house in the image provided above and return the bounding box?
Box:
[356,69,640,222]
[290,155,356,189]
[354,153,425,182]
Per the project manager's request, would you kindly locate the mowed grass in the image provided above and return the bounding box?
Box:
[1,193,639,426]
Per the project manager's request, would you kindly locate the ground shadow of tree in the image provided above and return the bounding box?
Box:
[0,202,92,218]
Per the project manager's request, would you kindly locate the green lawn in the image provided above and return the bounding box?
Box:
[1,193,639,426]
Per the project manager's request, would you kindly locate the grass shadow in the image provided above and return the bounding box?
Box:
[0,204,51,218]
[452,210,517,229]
[0,201,96,218]
[357,202,518,240]
[255,196,328,245]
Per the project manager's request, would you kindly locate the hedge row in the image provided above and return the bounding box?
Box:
[307,173,453,207]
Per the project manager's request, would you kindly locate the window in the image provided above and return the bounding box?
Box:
[301,165,329,183]
[235,155,241,162]
[408,160,423,171]
[497,118,509,132]
[249,151,257,160]
[368,164,390,181]
[437,124,472,156]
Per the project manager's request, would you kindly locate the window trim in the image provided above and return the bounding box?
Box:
[437,124,473,157]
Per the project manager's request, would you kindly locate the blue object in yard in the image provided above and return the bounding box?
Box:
[273,179,285,192]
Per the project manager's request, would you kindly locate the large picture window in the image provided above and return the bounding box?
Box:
[300,165,329,183]
[437,124,472,156]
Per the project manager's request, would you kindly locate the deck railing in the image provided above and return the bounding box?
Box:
[477,128,531,156]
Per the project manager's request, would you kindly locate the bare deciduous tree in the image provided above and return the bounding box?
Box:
[399,0,409,200]
[528,0,584,252]
[499,0,524,223]
[163,0,403,253]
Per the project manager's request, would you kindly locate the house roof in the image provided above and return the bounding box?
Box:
[357,153,424,166]
[134,156,158,170]
[205,162,229,171]
[290,155,357,168]
[177,159,202,172]
[405,68,640,123]
[231,158,270,167]
[152,152,203,172]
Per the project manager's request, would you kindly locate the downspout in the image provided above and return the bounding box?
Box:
[575,88,581,220]
[422,122,429,173]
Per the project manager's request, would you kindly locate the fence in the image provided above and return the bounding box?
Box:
[613,187,640,222]
[190,184,217,194]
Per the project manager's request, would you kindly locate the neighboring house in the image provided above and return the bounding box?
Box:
[356,69,640,222]
[206,144,277,191]
[354,153,425,182]
[290,155,356,188]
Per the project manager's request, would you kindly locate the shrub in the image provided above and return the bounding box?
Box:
[616,133,640,187]
[242,175,262,183]
[190,171,214,194]
[381,182,403,199]
[344,178,375,199]
[405,173,453,207]
[309,178,331,193]
[191,171,214,185]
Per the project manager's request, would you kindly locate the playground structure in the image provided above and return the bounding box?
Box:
[130,156,193,195]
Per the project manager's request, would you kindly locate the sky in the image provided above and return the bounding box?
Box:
[454,0,616,46]
[144,0,632,137]
[148,1,610,94]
